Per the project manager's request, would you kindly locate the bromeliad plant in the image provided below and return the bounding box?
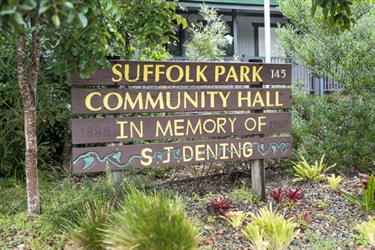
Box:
[242,203,300,250]
[355,216,375,247]
[207,196,235,215]
[284,188,305,202]
[341,174,375,212]
[270,187,284,204]
[326,174,344,191]
[292,154,336,182]
[269,187,304,204]
[222,211,249,230]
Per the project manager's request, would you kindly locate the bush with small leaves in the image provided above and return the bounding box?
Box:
[104,187,200,250]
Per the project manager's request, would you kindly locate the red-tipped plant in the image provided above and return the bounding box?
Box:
[270,187,284,204]
[295,211,313,224]
[206,196,235,215]
[351,173,375,196]
[284,188,304,202]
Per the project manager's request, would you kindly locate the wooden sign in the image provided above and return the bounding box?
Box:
[71,61,292,86]
[71,60,293,173]
[72,113,291,144]
[72,136,292,173]
[71,88,292,114]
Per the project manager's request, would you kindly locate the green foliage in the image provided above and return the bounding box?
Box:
[104,187,200,250]
[292,154,335,182]
[277,0,374,93]
[326,174,344,191]
[0,41,71,177]
[242,204,300,250]
[63,199,113,250]
[184,5,230,61]
[222,211,249,230]
[355,216,375,247]
[230,186,259,204]
[290,91,375,171]
[341,174,375,212]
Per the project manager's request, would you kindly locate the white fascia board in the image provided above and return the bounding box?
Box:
[179,1,280,13]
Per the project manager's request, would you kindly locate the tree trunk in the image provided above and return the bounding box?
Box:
[16,32,41,216]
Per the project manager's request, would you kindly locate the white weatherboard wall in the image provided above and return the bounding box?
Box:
[236,14,286,58]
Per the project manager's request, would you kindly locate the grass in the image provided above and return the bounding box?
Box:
[0,171,126,249]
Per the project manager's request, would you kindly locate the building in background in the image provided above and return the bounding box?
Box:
[171,0,343,94]
[170,0,286,62]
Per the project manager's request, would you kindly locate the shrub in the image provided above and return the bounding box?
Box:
[104,187,200,250]
[290,91,375,172]
[63,199,113,250]
[242,203,300,250]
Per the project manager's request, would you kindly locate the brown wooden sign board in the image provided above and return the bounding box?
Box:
[71,61,292,86]
[72,136,292,173]
[71,88,291,114]
[72,112,291,144]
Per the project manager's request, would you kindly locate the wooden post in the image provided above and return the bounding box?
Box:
[251,80,266,199]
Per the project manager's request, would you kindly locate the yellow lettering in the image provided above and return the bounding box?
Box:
[243,142,253,157]
[103,92,122,111]
[220,143,229,159]
[124,92,143,110]
[216,118,227,133]
[141,148,153,166]
[116,121,128,139]
[166,65,183,82]
[225,66,239,82]
[183,146,193,162]
[166,92,180,110]
[240,66,250,82]
[275,91,283,107]
[112,64,122,82]
[124,64,140,82]
[253,66,263,82]
[215,65,225,82]
[143,64,154,82]
[145,92,164,109]
[197,65,208,82]
[203,119,216,133]
[228,117,237,133]
[266,91,274,107]
[245,117,257,131]
[258,116,266,132]
[252,91,265,107]
[156,120,172,137]
[174,119,185,136]
[130,121,143,138]
[219,91,230,108]
[238,91,251,108]
[85,92,102,111]
[185,65,194,82]
[155,64,165,82]
[186,119,202,135]
[184,92,198,108]
[195,144,205,161]
[162,146,174,163]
